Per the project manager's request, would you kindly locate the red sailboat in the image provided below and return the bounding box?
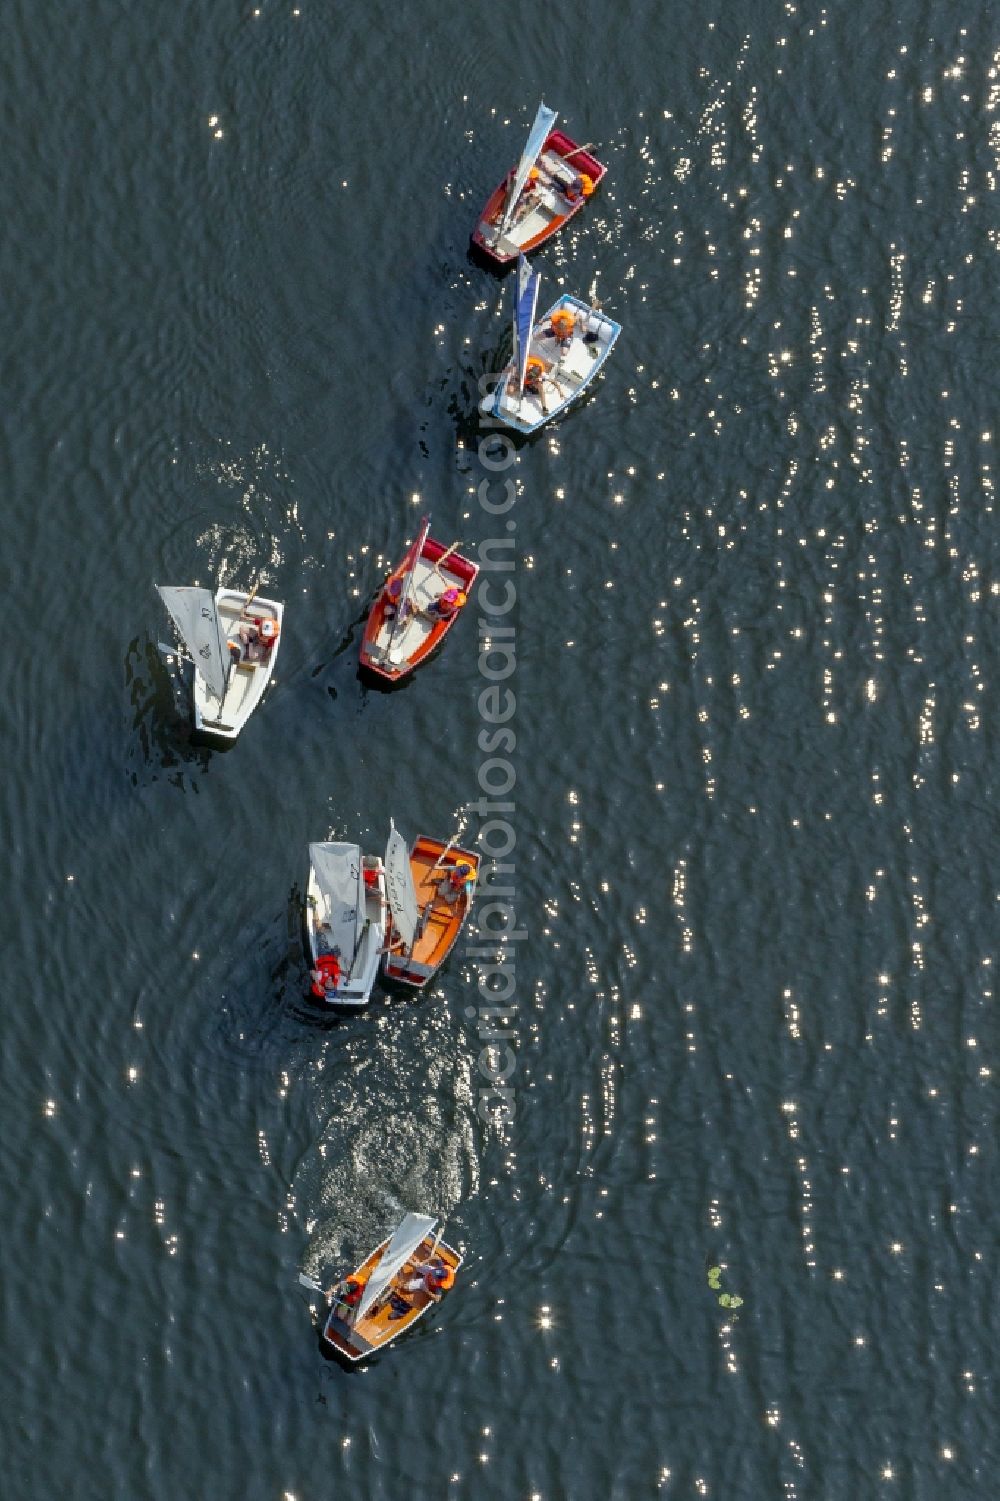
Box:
[360,517,478,684]
[472,101,606,267]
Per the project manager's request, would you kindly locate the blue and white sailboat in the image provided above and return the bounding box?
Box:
[480,256,621,434]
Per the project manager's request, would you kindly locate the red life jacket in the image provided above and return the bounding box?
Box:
[311,953,341,998]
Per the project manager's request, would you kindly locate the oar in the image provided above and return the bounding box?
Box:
[431,540,463,578]
[430,833,462,874]
[240,577,262,618]
[298,1271,325,1294]
[559,140,595,163]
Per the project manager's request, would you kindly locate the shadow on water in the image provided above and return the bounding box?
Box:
[466,241,517,279]
[309,607,369,683]
[39,635,216,859]
[355,639,452,696]
[124,634,216,787]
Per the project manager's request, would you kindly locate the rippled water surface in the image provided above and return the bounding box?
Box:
[1,2,998,1497]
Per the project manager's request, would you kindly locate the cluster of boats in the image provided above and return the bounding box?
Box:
[155,102,612,1362]
[155,516,482,1008]
[475,102,621,432]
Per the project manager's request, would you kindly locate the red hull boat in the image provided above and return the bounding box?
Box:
[472,104,605,267]
[360,518,478,684]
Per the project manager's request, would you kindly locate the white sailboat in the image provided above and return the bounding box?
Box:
[322,1211,462,1361]
[156,584,284,741]
[480,255,622,434]
[305,841,387,1008]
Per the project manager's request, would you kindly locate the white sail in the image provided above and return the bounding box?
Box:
[502,101,558,232]
[309,843,363,958]
[385,820,419,951]
[156,585,228,700]
[356,1212,437,1322]
[381,516,431,666]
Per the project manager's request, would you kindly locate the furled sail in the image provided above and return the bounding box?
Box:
[513,254,541,397]
[356,1212,437,1322]
[385,821,419,951]
[156,585,227,699]
[501,100,558,232]
[382,516,431,665]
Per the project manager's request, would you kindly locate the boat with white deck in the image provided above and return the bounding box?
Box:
[156,584,284,742]
[305,841,387,1009]
[479,256,621,434]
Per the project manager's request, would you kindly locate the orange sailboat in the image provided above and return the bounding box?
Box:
[382,822,479,989]
[322,1213,462,1362]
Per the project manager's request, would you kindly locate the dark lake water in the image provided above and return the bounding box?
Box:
[2,2,997,1497]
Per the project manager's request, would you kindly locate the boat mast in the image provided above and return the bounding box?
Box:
[383,514,431,664]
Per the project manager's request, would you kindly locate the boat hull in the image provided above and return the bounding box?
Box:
[472,130,606,266]
[481,296,622,434]
[322,1233,462,1362]
[382,836,479,989]
[360,534,478,683]
[193,591,283,741]
[305,850,387,1009]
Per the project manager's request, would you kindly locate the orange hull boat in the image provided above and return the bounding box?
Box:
[383,835,479,989]
[322,1221,462,1362]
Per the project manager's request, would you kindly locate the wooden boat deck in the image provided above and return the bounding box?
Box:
[323,1234,462,1360]
[384,836,479,986]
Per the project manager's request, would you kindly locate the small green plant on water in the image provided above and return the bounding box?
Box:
[707,1265,743,1309]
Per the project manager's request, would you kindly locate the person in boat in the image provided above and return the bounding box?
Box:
[507,354,550,413]
[431,860,474,905]
[433,586,467,620]
[402,1259,456,1302]
[386,1290,412,1321]
[310,950,342,998]
[236,615,279,663]
[562,170,595,205]
[383,575,414,623]
[512,166,541,223]
[329,1275,364,1325]
[547,307,581,348]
